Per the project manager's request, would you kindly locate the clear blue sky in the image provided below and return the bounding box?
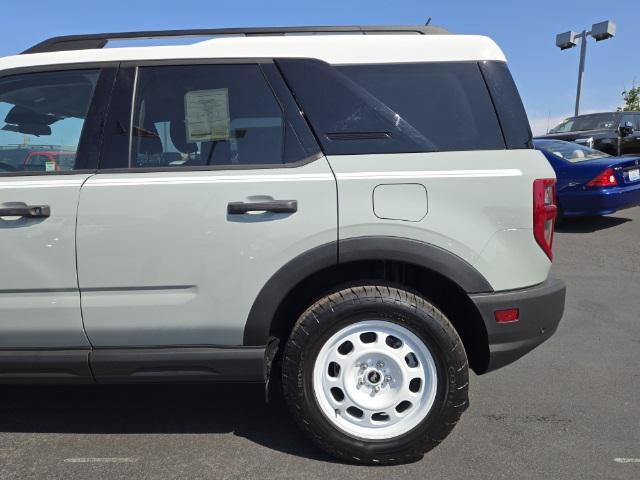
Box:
[1,0,637,134]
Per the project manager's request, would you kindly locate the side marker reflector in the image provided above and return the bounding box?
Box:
[494,308,519,323]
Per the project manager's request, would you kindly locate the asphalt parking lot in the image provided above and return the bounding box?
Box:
[0,209,638,480]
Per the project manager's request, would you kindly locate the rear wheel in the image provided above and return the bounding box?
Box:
[282,285,469,464]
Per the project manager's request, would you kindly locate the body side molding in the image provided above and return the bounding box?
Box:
[90,347,265,383]
[0,349,93,384]
[0,347,265,384]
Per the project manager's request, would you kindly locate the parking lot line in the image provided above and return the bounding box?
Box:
[614,458,640,463]
[63,458,137,464]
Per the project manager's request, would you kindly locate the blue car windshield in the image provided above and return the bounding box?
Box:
[534,140,611,163]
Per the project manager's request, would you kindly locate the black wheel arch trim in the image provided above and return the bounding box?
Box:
[339,237,493,293]
[243,241,338,345]
[243,236,493,345]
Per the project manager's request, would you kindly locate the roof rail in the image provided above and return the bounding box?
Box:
[21,25,450,55]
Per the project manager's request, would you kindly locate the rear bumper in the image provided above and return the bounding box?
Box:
[560,183,640,216]
[470,277,566,373]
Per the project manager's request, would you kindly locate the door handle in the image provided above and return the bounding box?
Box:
[227,200,297,215]
[0,205,50,218]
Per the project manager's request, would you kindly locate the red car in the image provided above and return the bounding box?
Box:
[0,148,76,172]
[23,150,76,172]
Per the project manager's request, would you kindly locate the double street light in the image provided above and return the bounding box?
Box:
[556,20,616,116]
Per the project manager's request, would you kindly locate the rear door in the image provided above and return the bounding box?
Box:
[0,67,111,351]
[76,61,336,348]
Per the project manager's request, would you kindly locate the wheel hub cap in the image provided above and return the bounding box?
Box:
[312,320,438,440]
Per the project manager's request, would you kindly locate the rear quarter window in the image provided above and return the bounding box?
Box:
[337,62,505,152]
[277,59,509,155]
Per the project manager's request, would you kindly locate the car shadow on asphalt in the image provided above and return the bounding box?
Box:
[0,383,333,462]
[556,215,631,233]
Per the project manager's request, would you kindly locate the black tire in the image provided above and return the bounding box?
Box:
[281,285,469,465]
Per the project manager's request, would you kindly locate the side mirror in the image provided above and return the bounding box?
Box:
[618,121,634,138]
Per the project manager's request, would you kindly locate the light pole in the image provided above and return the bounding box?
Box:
[556,20,616,116]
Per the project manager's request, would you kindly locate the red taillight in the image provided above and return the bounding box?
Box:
[494,308,519,323]
[533,178,557,261]
[586,168,618,187]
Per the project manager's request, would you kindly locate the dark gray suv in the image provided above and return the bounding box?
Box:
[537,111,640,155]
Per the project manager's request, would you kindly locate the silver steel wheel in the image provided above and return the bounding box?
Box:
[312,320,438,440]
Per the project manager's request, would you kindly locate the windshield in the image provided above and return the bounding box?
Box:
[0,148,29,169]
[534,139,611,163]
[55,153,77,170]
[549,113,620,133]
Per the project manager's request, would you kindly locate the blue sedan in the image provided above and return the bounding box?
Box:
[534,139,640,220]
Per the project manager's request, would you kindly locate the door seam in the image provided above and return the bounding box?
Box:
[75,173,97,356]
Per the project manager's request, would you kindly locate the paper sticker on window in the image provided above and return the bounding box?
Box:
[45,160,56,172]
[185,89,230,142]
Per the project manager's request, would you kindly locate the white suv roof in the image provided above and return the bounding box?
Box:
[1,31,506,71]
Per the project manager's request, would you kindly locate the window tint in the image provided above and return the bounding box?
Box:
[549,113,620,133]
[338,63,505,152]
[277,59,505,155]
[129,64,304,169]
[0,70,99,174]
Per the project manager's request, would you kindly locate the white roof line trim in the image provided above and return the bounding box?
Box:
[2,35,507,71]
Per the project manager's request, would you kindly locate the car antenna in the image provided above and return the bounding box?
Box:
[425,17,432,26]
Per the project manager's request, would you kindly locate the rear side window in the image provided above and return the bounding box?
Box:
[277,59,506,155]
[479,61,532,149]
[128,64,306,169]
[0,70,99,174]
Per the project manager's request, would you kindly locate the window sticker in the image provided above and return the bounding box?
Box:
[45,160,56,172]
[184,89,230,142]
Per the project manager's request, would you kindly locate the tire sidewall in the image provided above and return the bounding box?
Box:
[288,291,466,457]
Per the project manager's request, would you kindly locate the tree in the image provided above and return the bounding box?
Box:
[619,84,640,111]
